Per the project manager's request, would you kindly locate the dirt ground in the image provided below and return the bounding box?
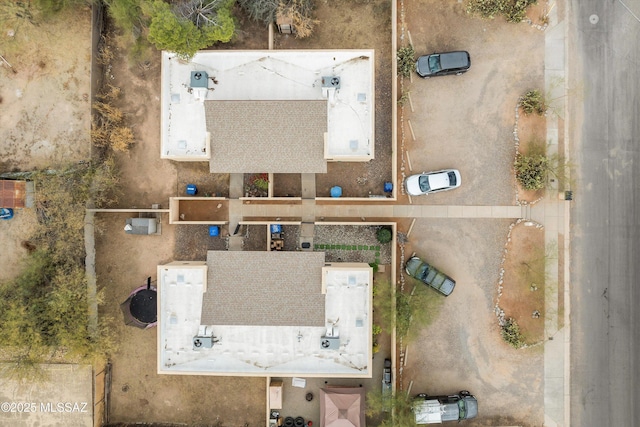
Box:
[499,222,546,345]
[400,0,545,206]
[0,6,92,283]
[0,6,92,171]
[403,218,544,426]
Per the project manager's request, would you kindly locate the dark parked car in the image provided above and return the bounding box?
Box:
[405,255,456,296]
[413,391,478,424]
[416,51,471,78]
[382,358,392,411]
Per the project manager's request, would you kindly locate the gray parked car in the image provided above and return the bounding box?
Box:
[416,51,471,78]
[413,391,478,424]
[405,255,456,296]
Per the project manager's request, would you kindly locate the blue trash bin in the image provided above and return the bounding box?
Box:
[384,182,393,193]
[208,225,220,237]
[330,186,342,198]
[0,208,14,220]
[186,184,197,195]
[270,224,282,234]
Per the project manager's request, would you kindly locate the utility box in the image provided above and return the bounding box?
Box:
[190,71,208,88]
[124,218,158,235]
[269,380,283,409]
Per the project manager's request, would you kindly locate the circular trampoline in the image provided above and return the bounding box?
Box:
[121,278,157,329]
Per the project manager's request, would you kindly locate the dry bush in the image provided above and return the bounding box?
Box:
[277,0,317,38]
[91,86,135,152]
[97,83,122,102]
[93,101,124,124]
[109,126,135,152]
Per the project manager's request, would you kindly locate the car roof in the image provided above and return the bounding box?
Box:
[426,172,451,190]
[439,51,470,69]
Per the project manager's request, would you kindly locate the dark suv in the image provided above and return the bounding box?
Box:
[416,51,471,78]
[405,255,456,296]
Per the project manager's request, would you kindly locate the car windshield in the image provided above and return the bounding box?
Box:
[418,175,431,192]
[417,264,429,279]
[448,171,457,186]
[428,55,441,72]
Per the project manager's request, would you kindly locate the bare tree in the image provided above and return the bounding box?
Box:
[176,0,227,28]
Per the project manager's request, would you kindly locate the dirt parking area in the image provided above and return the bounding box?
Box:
[402,218,544,426]
[400,0,544,205]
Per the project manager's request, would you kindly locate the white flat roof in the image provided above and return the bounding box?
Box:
[158,258,373,377]
[161,50,375,166]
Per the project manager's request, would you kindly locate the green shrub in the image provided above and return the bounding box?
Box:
[35,0,84,15]
[372,324,382,336]
[106,0,147,34]
[466,0,537,23]
[514,152,549,190]
[369,261,379,273]
[521,89,547,115]
[250,173,269,191]
[376,227,392,244]
[396,45,416,78]
[147,0,235,60]
[501,318,525,348]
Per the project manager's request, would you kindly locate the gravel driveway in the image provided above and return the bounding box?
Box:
[402,218,544,426]
[401,1,544,206]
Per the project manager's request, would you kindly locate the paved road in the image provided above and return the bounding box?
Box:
[571,0,640,426]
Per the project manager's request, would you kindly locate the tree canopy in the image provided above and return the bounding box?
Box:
[147,0,235,59]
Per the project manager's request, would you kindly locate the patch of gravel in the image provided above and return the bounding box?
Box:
[243,225,267,251]
[314,225,392,264]
[173,224,228,260]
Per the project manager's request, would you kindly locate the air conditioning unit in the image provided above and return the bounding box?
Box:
[321,76,341,89]
[320,336,340,350]
[193,325,216,350]
[190,71,209,88]
[193,336,214,349]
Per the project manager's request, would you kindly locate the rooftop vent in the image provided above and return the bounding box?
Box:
[320,336,340,350]
[190,71,209,88]
[193,325,217,349]
[321,76,341,90]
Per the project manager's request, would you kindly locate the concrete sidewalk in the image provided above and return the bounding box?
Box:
[528,0,572,425]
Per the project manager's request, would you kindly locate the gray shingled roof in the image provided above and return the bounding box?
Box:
[205,100,328,173]
[201,251,326,326]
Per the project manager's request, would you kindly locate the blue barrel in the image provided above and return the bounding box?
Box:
[330,186,342,198]
[384,182,393,193]
[208,225,220,237]
[270,224,282,234]
[0,208,13,220]
[186,184,197,195]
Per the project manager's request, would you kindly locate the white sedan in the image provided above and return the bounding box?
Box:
[405,169,461,196]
